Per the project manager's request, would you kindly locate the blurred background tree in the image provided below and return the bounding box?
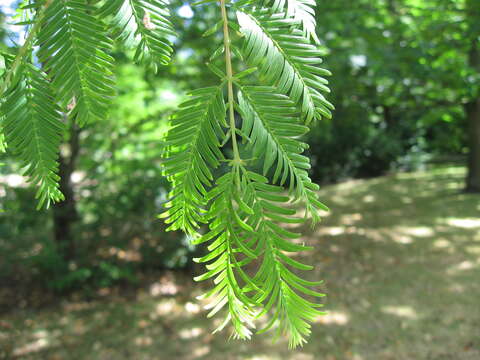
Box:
[0,0,478,293]
[310,0,477,184]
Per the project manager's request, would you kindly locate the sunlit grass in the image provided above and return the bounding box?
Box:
[1,166,479,359]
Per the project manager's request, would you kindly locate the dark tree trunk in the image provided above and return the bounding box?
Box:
[53,125,81,261]
[382,105,395,130]
[465,99,480,192]
[465,9,480,192]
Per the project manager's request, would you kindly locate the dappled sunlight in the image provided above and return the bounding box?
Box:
[72,319,87,335]
[401,196,413,204]
[117,249,142,262]
[447,260,480,275]
[361,194,375,203]
[245,355,271,360]
[445,181,463,190]
[433,238,452,249]
[391,234,413,244]
[396,166,466,180]
[445,218,480,229]
[292,354,316,360]
[333,178,368,191]
[62,301,95,312]
[154,299,177,316]
[12,329,50,357]
[317,226,345,236]
[316,311,349,325]
[135,335,153,346]
[318,209,330,218]
[328,195,350,205]
[447,283,466,293]
[0,173,27,188]
[339,213,363,225]
[149,276,179,296]
[466,245,480,254]
[191,345,210,358]
[179,327,203,339]
[392,184,411,194]
[2,166,479,359]
[97,246,142,262]
[381,306,418,319]
[245,354,317,360]
[137,319,150,329]
[13,338,49,357]
[397,226,434,238]
[354,228,384,242]
[184,301,201,314]
[351,355,364,360]
[329,244,341,253]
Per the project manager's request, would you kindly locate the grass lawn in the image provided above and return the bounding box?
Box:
[1,166,479,359]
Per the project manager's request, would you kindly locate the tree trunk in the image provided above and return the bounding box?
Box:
[465,99,480,192]
[52,125,80,262]
[465,1,480,192]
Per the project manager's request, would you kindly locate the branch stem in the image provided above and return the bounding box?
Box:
[0,0,53,99]
[220,0,241,164]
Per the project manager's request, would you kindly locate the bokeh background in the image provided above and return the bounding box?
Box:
[1,1,479,359]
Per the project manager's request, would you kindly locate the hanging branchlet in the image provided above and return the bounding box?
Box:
[0,0,176,208]
[161,0,333,347]
[1,62,65,209]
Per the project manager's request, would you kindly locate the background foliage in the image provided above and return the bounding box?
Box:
[0,0,476,289]
[0,0,479,353]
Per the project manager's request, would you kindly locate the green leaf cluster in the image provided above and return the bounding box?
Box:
[99,0,175,71]
[160,86,226,234]
[236,8,334,124]
[1,63,65,208]
[0,0,175,207]
[160,0,333,347]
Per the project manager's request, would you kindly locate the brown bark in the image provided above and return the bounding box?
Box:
[382,105,395,130]
[465,0,480,192]
[52,125,80,261]
[465,99,480,192]
[465,17,480,192]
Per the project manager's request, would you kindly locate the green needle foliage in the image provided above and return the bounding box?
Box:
[0,0,174,206]
[261,0,319,44]
[37,0,116,126]
[99,0,175,70]
[160,86,227,234]
[160,0,332,347]
[236,8,334,124]
[0,0,333,347]
[1,63,65,208]
[238,86,329,224]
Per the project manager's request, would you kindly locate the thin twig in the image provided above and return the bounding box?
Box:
[220,0,242,165]
[0,0,53,98]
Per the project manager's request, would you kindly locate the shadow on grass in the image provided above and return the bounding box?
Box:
[1,166,479,360]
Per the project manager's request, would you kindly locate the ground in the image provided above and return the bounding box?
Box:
[1,166,479,360]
